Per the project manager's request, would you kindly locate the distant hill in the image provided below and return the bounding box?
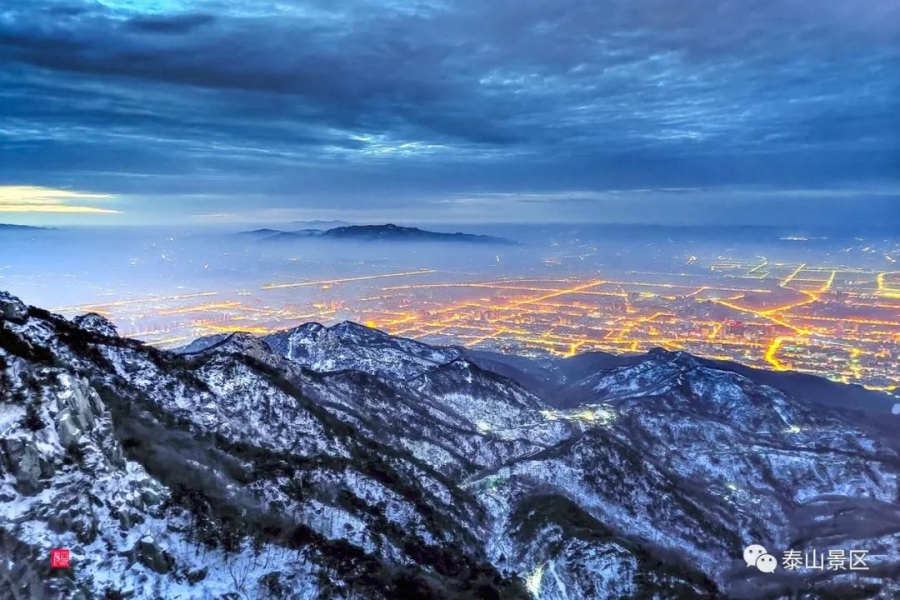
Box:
[0,223,52,231]
[237,228,281,237]
[238,228,320,239]
[321,224,514,244]
[465,347,898,414]
[240,223,516,245]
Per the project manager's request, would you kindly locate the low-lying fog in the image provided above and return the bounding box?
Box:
[1,222,897,345]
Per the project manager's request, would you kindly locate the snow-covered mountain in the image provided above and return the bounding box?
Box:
[260,322,463,381]
[2,290,899,599]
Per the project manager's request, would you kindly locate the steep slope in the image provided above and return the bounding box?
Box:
[467,347,898,413]
[0,293,528,599]
[182,327,559,477]
[466,351,900,598]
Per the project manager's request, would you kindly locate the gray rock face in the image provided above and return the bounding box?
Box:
[0,290,28,320]
[130,536,174,574]
[54,378,104,447]
[55,411,83,447]
[0,438,45,491]
[67,378,103,429]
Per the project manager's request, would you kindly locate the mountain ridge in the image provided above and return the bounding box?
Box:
[0,223,53,231]
[239,223,516,245]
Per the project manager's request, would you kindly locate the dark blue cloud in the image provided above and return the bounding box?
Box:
[126,13,215,34]
[0,0,897,224]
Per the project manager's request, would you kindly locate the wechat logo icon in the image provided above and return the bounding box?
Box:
[744,544,777,573]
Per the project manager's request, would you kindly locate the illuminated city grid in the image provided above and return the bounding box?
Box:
[54,262,900,394]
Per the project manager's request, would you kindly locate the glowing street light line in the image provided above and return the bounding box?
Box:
[759,290,819,316]
[711,299,809,335]
[781,263,807,286]
[54,291,218,312]
[261,269,435,290]
[765,337,790,371]
[157,301,245,315]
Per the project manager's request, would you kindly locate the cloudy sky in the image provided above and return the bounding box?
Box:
[1,0,898,226]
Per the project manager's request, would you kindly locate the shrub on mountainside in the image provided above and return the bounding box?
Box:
[23,399,44,431]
